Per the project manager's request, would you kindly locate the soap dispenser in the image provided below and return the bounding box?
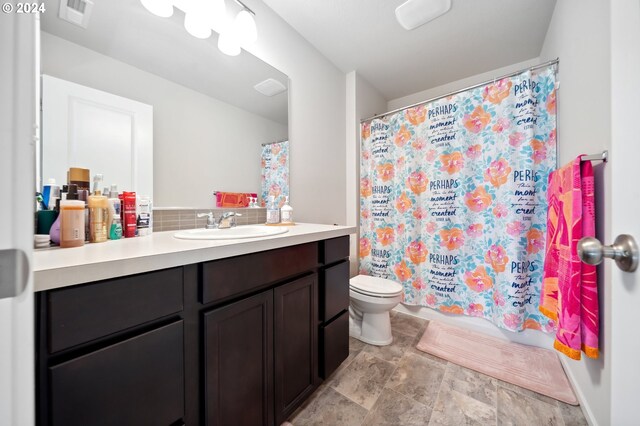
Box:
[280,196,294,224]
[266,196,280,224]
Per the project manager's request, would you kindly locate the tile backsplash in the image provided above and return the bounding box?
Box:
[153,208,267,232]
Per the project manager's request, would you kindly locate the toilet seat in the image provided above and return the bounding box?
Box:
[349,275,403,298]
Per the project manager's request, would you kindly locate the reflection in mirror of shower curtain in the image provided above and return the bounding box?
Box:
[260,140,289,207]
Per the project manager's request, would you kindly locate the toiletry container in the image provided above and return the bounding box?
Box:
[266,196,280,224]
[68,167,90,192]
[108,198,123,240]
[280,196,294,224]
[107,185,122,240]
[60,185,85,248]
[122,192,137,238]
[49,199,62,245]
[88,174,108,243]
[42,178,60,210]
[136,196,152,236]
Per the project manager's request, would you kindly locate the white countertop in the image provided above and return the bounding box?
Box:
[34,223,356,292]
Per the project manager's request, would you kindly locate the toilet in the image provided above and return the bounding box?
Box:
[349,275,403,346]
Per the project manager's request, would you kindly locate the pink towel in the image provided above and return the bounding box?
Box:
[540,157,599,360]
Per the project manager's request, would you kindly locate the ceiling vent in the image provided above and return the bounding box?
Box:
[59,0,94,29]
[395,0,451,31]
[254,78,287,97]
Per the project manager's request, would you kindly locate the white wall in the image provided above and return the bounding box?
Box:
[387,58,541,111]
[243,0,347,224]
[539,1,612,425]
[346,71,387,275]
[41,32,287,208]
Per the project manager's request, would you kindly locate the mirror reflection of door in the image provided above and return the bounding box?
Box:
[41,75,153,198]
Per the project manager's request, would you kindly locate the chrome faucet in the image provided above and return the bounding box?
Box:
[217,212,242,229]
[197,212,217,229]
[197,211,242,229]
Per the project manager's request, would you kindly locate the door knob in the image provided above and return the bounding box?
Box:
[577,234,639,272]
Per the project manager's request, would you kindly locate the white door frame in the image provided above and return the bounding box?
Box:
[0,12,38,426]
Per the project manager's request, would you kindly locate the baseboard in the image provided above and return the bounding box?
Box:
[559,357,599,426]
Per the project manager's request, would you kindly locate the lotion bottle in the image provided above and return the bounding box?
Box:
[88,174,108,243]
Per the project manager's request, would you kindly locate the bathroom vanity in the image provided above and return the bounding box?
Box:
[33,224,354,426]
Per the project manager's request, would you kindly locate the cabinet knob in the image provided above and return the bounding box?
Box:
[577,234,639,272]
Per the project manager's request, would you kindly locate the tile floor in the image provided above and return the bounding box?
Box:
[289,312,588,426]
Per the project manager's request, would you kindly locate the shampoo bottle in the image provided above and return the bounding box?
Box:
[280,196,294,224]
[88,174,108,243]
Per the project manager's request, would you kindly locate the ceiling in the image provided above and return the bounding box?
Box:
[263,0,557,101]
[41,0,289,124]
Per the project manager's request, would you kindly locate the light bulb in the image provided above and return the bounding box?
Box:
[184,12,212,39]
[218,29,240,56]
[140,0,174,18]
[234,9,257,46]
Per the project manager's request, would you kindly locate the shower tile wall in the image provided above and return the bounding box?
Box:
[153,208,267,232]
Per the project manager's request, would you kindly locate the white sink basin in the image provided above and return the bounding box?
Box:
[173,225,289,240]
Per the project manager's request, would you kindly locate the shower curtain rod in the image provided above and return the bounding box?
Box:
[261,139,289,146]
[361,58,560,123]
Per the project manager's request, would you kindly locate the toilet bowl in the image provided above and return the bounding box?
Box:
[349,275,403,346]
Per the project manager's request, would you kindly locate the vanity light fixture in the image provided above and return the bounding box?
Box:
[184,0,225,39]
[395,0,451,30]
[139,0,257,57]
[139,0,174,18]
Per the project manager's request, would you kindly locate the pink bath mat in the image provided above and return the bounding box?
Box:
[416,321,578,405]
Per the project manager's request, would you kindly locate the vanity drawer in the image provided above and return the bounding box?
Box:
[47,267,183,353]
[321,236,350,265]
[320,311,349,379]
[320,260,350,322]
[201,242,319,305]
[49,321,184,426]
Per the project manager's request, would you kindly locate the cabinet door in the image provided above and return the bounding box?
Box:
[203,291,274,426]
[49,321,184,426]
[274,274,318,425]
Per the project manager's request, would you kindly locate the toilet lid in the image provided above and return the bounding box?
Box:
[349,275,403,297]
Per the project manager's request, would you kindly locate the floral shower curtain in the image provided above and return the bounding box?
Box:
[359,67,557,332]
[261,140,289,207]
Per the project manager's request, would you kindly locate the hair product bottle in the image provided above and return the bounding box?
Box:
[88,174,108,243]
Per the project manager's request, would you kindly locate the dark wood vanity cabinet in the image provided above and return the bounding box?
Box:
[203,290,274,426]
[36,236,351,426]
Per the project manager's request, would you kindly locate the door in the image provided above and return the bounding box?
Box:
[274,274,318,425]
[203,290,274,426]
[610,0,640,422]
[41,75,153,198]
[0,12,38,426]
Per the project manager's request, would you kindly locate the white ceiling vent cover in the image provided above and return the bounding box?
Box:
[254,78,287,97]
[395,0,451,31]
[59,0,94,29]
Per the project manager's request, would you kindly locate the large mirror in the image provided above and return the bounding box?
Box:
[39,0,289,208]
